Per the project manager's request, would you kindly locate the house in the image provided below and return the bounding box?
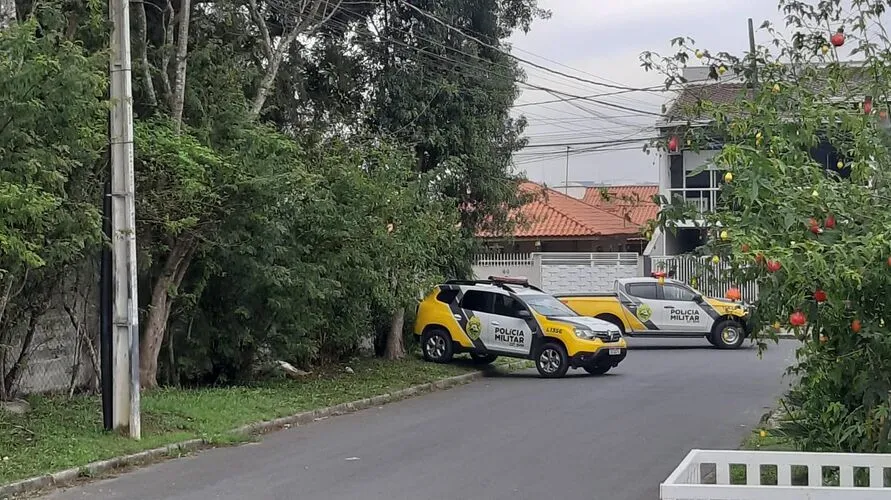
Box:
[647,65,868,256]
[478,181,657,255]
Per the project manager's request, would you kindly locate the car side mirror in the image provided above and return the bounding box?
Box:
[517,310,532,319]
[693,294,703,303]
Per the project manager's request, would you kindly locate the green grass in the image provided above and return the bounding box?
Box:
[0,356,494,485]
[741,428,795,452]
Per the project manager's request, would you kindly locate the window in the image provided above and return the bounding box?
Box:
[460,290,495,313]
[521,294,577,317]
[436,289,459,304]
[626,283,658,300]
[493,294,527,317]
[662,284,697,301]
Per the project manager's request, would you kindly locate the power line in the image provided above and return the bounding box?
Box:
[395,0,660,94]
[318,10,665,121]
[522,136,660,149]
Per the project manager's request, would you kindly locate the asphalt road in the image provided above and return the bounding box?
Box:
[45,339,796,500]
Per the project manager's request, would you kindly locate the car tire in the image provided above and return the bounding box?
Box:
[534,342,570,378]
[583,364,611,376]
[469,352,498,365]
[421,328,454,363]
[711,319,746,349]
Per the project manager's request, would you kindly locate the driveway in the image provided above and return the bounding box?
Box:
[45,339,796,500]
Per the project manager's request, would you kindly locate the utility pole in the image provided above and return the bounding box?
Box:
[109,0,141,439]
[748,18,759,98]
[564,146,570,194]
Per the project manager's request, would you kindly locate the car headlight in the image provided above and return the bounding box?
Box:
[574,327,595,340]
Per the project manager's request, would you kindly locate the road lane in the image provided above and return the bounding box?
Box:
[45,339,796,500]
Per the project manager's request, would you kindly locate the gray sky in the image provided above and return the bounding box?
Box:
[508,0,783,187]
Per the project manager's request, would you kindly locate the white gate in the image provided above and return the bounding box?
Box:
[661,449,891,499]
[650,255,759,302]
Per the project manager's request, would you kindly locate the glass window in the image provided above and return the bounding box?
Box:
[520,293,578,317]
[626,283,658,300]
[460,290,494,313]
[436,289,459,304]
[493,294,527,317]
[663,284,697,301]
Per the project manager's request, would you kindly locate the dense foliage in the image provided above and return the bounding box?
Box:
[0,0,546,394]
[646,0,891,452]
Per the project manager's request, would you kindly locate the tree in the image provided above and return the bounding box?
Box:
[644,0,891,452]
[0,15,106,399]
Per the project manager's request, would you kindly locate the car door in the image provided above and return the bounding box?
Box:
[659,283,712,333]
[623,282,664,332]
[490,293,534,355]
[457,290,497,349]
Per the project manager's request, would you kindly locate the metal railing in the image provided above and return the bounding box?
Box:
[668,188,720,217]
[661,449,891,499]
[472,253,534,267]
[650,255,759,302]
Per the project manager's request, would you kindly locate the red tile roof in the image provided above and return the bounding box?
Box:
[582,185,660,227]
[480,182,658,239]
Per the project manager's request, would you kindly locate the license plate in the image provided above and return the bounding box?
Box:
[609,348,622,355]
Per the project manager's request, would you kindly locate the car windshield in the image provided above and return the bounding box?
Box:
[521,293,578,317]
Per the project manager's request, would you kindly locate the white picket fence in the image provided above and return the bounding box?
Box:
[661,449,891,499]
[650,255,759,302]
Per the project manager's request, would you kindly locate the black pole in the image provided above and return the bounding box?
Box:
[100,178,113,431]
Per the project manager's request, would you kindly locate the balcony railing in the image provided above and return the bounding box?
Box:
[667,188,720,217]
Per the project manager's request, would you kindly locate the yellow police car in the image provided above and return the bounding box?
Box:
[413,277,628,378]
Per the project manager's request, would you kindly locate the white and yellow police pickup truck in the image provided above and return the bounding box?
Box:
[555,277,752,349]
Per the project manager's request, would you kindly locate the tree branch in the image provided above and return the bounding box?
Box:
[248,0,344,117]
[170,0,193,129]
[246,0,273,59]
[133,0,158,108]
[159,0,174,102]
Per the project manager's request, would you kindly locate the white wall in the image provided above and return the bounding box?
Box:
[472,254,542,288]
[474,253,641,295]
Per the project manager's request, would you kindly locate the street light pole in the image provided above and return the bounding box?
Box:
[564,146,570,194]
[109,0,141,439]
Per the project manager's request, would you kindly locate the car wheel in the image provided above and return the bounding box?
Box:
[422,329,454,363]
[534,342,569,378]
[469,352,498,365]
[711,319,745,349]
[583,364,611,376]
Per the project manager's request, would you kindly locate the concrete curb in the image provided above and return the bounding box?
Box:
[0,361,529,499]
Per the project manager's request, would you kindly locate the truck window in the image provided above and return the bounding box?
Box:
[460,290,496,314]
[626,283,658,300]
[662,284,696,301]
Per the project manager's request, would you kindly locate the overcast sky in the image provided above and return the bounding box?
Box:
[508,0,784,187]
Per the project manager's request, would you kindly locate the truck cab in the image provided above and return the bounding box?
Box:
[555,278,751,349]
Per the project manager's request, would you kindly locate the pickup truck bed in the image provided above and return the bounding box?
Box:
[553,292,616,298]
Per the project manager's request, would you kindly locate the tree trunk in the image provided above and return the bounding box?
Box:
[133,0,157,108]
[247,0,343,118]
[249,26,300,118]
[169,0,191,130]
[0,0,15,29]
[159,0,174,101]
[139,237,196,388]
[3,311,40,398]
[384,307,405,360]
